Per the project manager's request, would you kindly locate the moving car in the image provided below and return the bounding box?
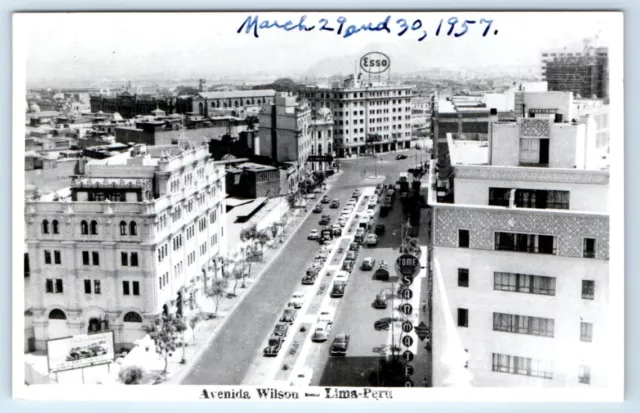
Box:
[330,199,340,208]
[319,215,331,225]
[311,322,332,342]
[354,228,366,243]
[375,223,386,235]
[290,368,314,386]
[321,195,331,204]
[289,291,305,309]
[313,204,323,213]
[274,322,289,337]
[374,319,391,330]
[396,154,408,160]
[341,259,355,273]
[330,281,347,298]
[349,242,360,252]
[359,216,371,228]
[330,334,350,356]
[373,293,388,309]
[361,257,376,271]
[281,308,297,324]
[337,217,348,227]
[263,335,283,357]
[365,234,378,246]
[308,229,319,240]
[346,199,357,207]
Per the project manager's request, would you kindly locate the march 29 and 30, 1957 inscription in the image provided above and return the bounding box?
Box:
[200,388,394,400]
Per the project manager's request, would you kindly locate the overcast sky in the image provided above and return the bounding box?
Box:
[16,11,619,85]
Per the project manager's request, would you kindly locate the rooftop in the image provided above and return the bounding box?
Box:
[447,137,489,166]
[198,90,276,99]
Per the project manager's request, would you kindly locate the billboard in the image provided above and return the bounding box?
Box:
[46,331,115,373]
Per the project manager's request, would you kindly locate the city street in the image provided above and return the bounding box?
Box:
[180,149,430,385]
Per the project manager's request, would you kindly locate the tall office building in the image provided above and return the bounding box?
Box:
[541,39,609,99]
[24,141,227,351]
[299,74,415,158]
[429,103,610,387]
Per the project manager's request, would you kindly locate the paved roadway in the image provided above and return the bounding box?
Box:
[180,149,427,385]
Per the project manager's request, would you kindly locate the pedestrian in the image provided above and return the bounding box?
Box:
[422,377,428,387]
[422,300,427,312]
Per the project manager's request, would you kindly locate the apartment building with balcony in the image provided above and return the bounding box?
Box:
[298,74,415,158]
[428,114,610,388]
[24,141,227,351]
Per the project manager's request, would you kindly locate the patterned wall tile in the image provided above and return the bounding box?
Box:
[434,207,609,259]
[519,118,550,137]
[454,166,609,185]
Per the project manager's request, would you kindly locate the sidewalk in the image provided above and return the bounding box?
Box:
[160,171,344,384]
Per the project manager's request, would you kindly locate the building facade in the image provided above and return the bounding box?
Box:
[299,74,415,157]
[541,40,609,99]
[90,91,177,119]
[178,90,276,117]
[309,105,335,172]
[257,93,313,189]
[24,142,227,351]
[429,115,610,388]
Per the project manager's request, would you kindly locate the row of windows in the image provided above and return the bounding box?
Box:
[457,308,594,342]
[489,188,570,210]
[457,229,599,259]
[158,244,169,262]
[121,252,139,267]
[43,220,139,237]
[159,272,169,289]
[308,91,412,100]
[173,234,184,251]
[491,354,591,383]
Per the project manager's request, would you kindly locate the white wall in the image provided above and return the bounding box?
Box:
[524,92,574,121]
[549,123,582,168]
[490,123,519,166]
[433,246,609,388]
[454,177,609,213]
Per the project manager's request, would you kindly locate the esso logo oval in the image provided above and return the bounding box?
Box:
[360,52,391,74]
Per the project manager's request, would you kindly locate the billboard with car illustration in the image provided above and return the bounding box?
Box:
[46,331,115,373]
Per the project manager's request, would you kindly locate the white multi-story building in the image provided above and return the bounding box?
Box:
[24,141,227,351]
[299,74,415,157]
[429,112,610,388]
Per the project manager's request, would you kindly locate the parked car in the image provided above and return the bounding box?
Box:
[345,250,357,261]
[318,309,335,323]
[337,217,348,227]
[281,308,296,324]
[374,318,391,330]
[330,334,350,356]
[353,189,362,197]
[365,209,376,218]
[308,229,319,240]
[375,223,386,235]
[274,322,289,337]
[349,242,360,252]
[321,195,331,204]
[263,335,283,357]
[373,293,388,309]
[319,215,331,225]
[346,199,357,207]
[361,257,376,271]
[365,234,378,247]
[330,199,340,208]
[313,204,323,213]
[355,228,366,244]
[335,270,350,283]
[290,368,314,386]
[312,322,332,342]
[331,224,342,236]
[289,291,305,309]
[302,274,317,285]
[331,281,347,298]
[396,154,408,160]
[341,259,355,273]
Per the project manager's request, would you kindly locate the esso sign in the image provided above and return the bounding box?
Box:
[360,52,391,74]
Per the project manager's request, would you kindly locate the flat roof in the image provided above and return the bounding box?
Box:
[448,138,489,166]
[198,90,276,99]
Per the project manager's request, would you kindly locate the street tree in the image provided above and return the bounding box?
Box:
[142,313,187,375]
[231,264,244,296]
[210,277,229,318]
[256,230,270,260]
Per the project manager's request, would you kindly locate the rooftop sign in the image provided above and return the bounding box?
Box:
[360,52,391,75]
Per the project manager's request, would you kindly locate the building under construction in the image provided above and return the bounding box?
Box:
[541,39,609,99]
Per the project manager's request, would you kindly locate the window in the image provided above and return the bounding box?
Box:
[55,279,63,293]
[457,308,469,327]
[583,238,596,258]
[130,221,137,236]
[578,366,591,384]
[123,281,130,295]
[44,250,51,264]
[46,279,54,293]
[494,272,556,295]
[520,138,540,163]
[121,252,129,266]
[458,268,469,287]
[120,221,127,235]
[81,220,89,235]
[84,279,91,294]
[494,232,556,254]
[492,353,553,379]
[493,312,554,337]
[124,312,142,322]
[458,230,469,248]
[131,252,138,267]
[582,280,595,300]
[92,251,100,266]
[90,220,98,235]
[94,280,101,294]
[82,251,90,265]
[53,249,61,264]
[52,220,59,234]
[580,322,593,342]
[132,281,140,296]
[42,220,50,234]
